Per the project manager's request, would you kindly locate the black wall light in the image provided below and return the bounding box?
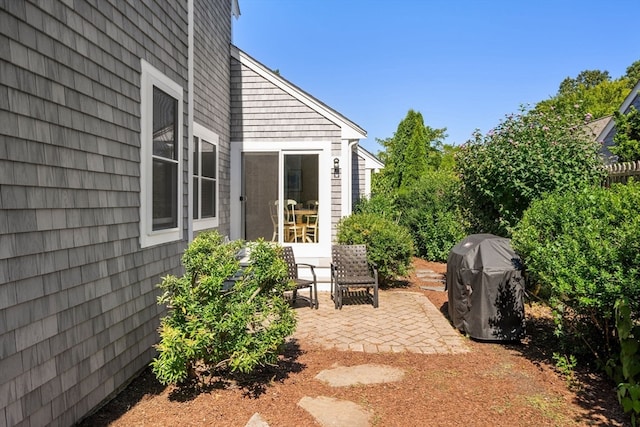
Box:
[333,157,340,177]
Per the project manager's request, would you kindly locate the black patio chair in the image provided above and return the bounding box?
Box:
[331,244,379,309]
[281,246,318,308]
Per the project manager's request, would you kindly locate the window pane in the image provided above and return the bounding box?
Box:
[193,177,199,220]
[152,158,177,230]
[153,86,178,159]
[201,140,216,178]
[201,179,216,218]
[193,136,199,175]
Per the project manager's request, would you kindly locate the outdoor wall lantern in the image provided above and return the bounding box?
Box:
[333,157,340,177]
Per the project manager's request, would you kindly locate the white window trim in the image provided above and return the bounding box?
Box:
[193,122,219,231]
[139,59,184,248]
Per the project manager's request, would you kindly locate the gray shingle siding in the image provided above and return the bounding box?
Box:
[194,0,232,237]
[230,60,341,142]
[230,58,344,237]
[0,0,201,424]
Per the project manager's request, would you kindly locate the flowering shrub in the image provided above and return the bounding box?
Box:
[456,105,607,236]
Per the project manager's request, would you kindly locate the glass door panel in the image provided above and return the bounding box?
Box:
[284,154,318,244]
[242,152,319,245]
[243,153,278,241]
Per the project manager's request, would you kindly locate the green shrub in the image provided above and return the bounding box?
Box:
[607,298,640,426]
[456,105,607,236]
[511,183,640,364]
[151,231,296,385]
[336,213,414,284]
[612,298,640,425]
[395,171,467,262]
[359,171,465,262]
[354,192,399,221]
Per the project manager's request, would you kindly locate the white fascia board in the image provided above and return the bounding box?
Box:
[357,146,384,169]
[600,80,640,140]
[230,46,367,140]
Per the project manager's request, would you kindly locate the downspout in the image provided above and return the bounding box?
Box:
[187,0,194,242]
[346,139,358,216]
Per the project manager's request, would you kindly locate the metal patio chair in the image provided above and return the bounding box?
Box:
[282,246,318,308]
[331,244,379,309]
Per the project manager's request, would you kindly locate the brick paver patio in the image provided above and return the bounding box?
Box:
[292,290,469,354]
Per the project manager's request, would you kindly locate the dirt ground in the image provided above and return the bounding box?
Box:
[80,259,629,426]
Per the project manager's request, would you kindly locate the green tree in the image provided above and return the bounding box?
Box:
[375,110,446,191]
[536,79,630,120]
[624,59,640,88]
[610,106,640,162]
[558,69,610,95]
[456,105,607,236]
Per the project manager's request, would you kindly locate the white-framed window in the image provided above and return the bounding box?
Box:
[193,123,219,230]
[139,59,184,248]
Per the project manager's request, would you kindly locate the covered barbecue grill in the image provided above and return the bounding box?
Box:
[447,234,525,341]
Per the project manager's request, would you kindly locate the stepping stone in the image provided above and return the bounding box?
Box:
[420,285,445,291]
[315,364,405,387]
[298,396,371,427]
[416,271,445,280]
[245,413,269,427]
[421,278,445,283]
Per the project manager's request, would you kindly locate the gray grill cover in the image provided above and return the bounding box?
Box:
[447,234,525,341]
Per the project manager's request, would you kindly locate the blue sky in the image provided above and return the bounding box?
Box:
[232,0,640,155]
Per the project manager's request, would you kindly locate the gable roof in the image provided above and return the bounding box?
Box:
[587,115,613,141]
[597,79,640,141]
[357,145,384,170]
[230,45,367,140]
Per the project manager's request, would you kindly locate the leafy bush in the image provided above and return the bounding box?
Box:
[360,171,465,262]
[151,231,296,385]
[511,183,640,364]
[612,298,640,425]
[354,192,399,221]
[456,105,607,236]
[336,213,414,284]
[394,171,467,262]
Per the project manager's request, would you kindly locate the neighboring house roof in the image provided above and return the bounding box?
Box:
[597,79,640,142]
[230,45,367,140]
[586,115,612,142]
[357,145,384,170]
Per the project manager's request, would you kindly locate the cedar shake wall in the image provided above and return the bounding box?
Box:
[0,1,196,425]
[194,0,231,237]
[230,58,343,239]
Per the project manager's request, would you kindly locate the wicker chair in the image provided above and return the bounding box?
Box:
[331,244,379,309]
[282,246,318,308]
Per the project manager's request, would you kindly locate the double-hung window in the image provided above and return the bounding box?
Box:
[139,60,183,247]
[193,123,219,230]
